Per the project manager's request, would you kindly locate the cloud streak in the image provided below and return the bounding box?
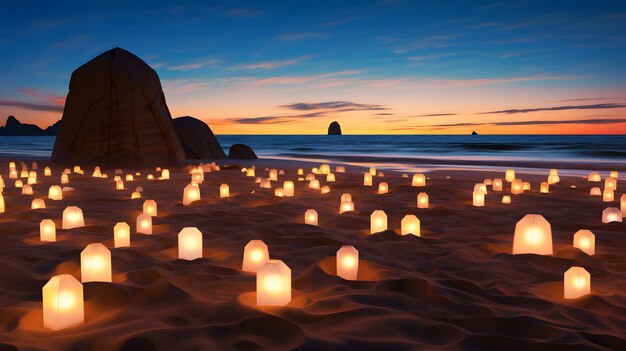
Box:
[281,101,386,111]
[229,57,307,70]
[481,103,626,115]
[0,100,63,112]
[426,118,626,129]
[168,58,220,71]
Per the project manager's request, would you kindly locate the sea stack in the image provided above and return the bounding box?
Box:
[173,116,226,159]
[328,121,342,135]
[471,131,478,135]
[228,144,258,159]
[51,47,186,169]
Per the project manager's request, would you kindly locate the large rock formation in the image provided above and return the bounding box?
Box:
[228,144,257,159]
[328,121,342,135]
[0,116,59,136]
[51,47,186,168]
[173,116,226,159]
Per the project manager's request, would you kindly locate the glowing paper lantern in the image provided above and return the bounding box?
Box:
[523,182,531,191]
[114,222,130,248]
[621,194,626,216]
[505,169,516,182]
[136,213,152,234]
[283,181,294,197]
[377,172,384,177]
[602,189,614,202]
[220,184,230,198]
[183,183,201,205]
[20,170,28,178]
[242,240,270,272]
[48,185,63,200]
[564,267,590,299]
[401,215,420,236]
[377,182,388,194]
[605,177,617,191]
[0,194,4,213]
[339,200,355,214]
[326,173,335,182]
[92,167,101,178]
[412,174,426,187]
[147,174,154,180]
[305,174,315,181]
[62,207,84,229]
[267,169,278,181]
[260,179,272,188]
[161,169,170,180]
[484,179,493,185]
[336,166,346,173]
[492,178,503,191]
[115,180,124,190]
[61,174,69,184]
[502,195,511,204]
[256,260,291,306]
[472,192,484,207]
[319,164,330,174]
[21,184,33,194]
[363,173,372,186]
[341,193,352,202]
[113,176,121,182]
[40,219,56,242]
[590,187,601,196]
[548,174,560,185]
[573,229,595,255]
[610,171,618,179]
[73,166,82,174]
[474,183,487,194]
[246,168,256,177]
[125,174,134,182]
[337,245,358,280]
[312,167,319,174]
[369,167,376,175]
[588,172,601,182]
[297,168,303,175]
[511,179,523,195]
[417,192,429,209]
[602,207,622,223]
[131,192,141,199]
[28,171,37,185]
[275,188,284,197]
[321,185,330,194]
[31,199,46,209]
[512,214,553,255]
[370,210,387,234]
[42,274,84,330]
[143,200,157,216]
[178,227,203,260]
[81,243,112,283]
[44,166,52,176]
[15,180,23,188]
[9,168,17,179]
[309,179,320,190]
[305,209,318,225]
[540,182,549,193]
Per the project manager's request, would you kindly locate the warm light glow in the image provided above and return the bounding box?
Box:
[370,210,387,234]
[341,193,352,202]
[602,189,614,202]
[339,200,355,214]
[326,173,335,182]
[40,219,56,242]
[48,185,63,200]
[548,174,560,185]
[246,168,256,177]
[377,182,388,194]
[573,229,595,255]
[260,179,272,188]
[125,174,134,182]
[605,177,617,191]
[610,171,618,179]
[401,215,420,236]
[161,169,170,180]
[42,274,84,330]
[473,191,484,207]
[540,182,549,193]
[502,195,511,204]
[92,167,101,178]
[143,200,157,216]
[131,191,141,199]
[220,184,230,198]
[31,198,46,209]
[114,222,130,248]
[81,243,112,283]
[513,214,553,255]
[305,209,318,225]
[61,174,69,184]
[588,172,601,182]
[621,194,626,217]
[257,260,291,306]
[417,192,429,209]
[136,213,152,234]
[297,168,303,175]
[312,167,319,174]
[319,164,330,174]
[0,194,4,213]
[183,183,201,205]
[28,171,37,185]
[511,179,523,195]
[522,182,531,191]
[337,245,359,280]
[62,206,85,229]
[283,181,294,197]
[505,169,515,182]
[178,227,203,260]
[116,180,124,190]
[363,173,372,186]
[590,187,601,196]
[336,166,346,173]
[44,166,52,176]
[412,174,426,187]
[474,183,487,194]
[321,185,331,194]
[309,179,320,190]
[483,179,493,185]
[275,188,284,197]
[268,169,278,181]
[602,207,622,223]
[369,167,376,175]
[564,267,590,299]
[242,240,270,272]
[21,184,33,194]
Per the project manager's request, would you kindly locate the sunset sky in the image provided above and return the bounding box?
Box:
[1,0,625,134]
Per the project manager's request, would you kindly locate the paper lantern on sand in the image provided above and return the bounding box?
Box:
[512,214,553,255]
[370,210,387,234]
[274,188,284,197]
[502,195,511,204]
[44,166,52,176]
[161,169,170,180]
[564,267,590,299]
[321,185,330,194]
[178,227,203,260]
[610,171,618,179]
[339,200,355,214]
[40,219,56,242]
[31,199,46,209]
[505,169,515,182]
[337,245,358,280]
[369,167,376,175]
[183,184,201,205]
[417,192,429,209]
[62,206,84,229]
[115,180,124,190]
[363,173,372,186]
[573,229,595,255]
[283,181,294,197]
[590,187,601,196]
[401,215,420,236]
[143,200,157,216]
[0,194,4,213]
[48,185,63,200]
[220,184,230,198]
[131,191,141,199]
[377,182,388,194]
[602,207,622,223]
[602,189,614,202]
[80,243,111,283]
[326,173,335,182]
[136,213,152,234]
[472,192,484,207]
[21,184,33,194]
[308,179,320,190]
[605,177,617,191]
[511,179,523,195]
[540,182,549,193]
[61,174,69,184]
[256,260,291,306]
[304,209,318,225]
[341,193,352,202]
[42,274,84,330]
[412,174,426,187]
[621,194,626,216]
[336,166,346,173]
[242,240,270,273]
[114,222,130,248]
[492,178,503,191]
[474,183,487,194]
[588,172,601,182]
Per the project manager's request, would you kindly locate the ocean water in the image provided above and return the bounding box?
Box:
[1,135,625,174]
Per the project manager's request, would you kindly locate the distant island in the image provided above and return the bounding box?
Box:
[0,115,60,136]
[328,121,342,135]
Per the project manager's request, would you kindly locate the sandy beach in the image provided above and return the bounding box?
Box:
[0,157,623,351]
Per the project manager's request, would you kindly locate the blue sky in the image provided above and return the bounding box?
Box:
[1,0,625,133]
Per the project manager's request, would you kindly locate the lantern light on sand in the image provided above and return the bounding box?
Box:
[610,171,618,179]
[588,172,601,182]
[61,174,69,184]
[247,168,256,177]
[602,189,614,202]
[363,173,372,186]
[114,222,130,248]
[573,229,595,255]
[220,184,230,198]
[125,174,134,182]
[40,219,56,242]
[242,240,270,272]
[136,213,152,234]
[492,178,503,191]
[15,180,23,188]
[260,179,272,188]
[48,185,63,200]
[42,274,84,330]
[564,267,590,299]
[369,167,376,175]
[621,194,626,216]
[9,168,17,179]
[512,214,553,255]
[256,260,291,306]
[0,193,5,213]
[590,187,601,196]
[73,166,82,174]
[401,215,420,236]
[178,227,203,260]
[28,171,37,185]
[113,176,121,182]
[511,179,523,195]
[161,169,170,180]
[377,172,384,177]
[474,183,487,194]
[143,200,157,216]
[22,184,33,194]
[377,182,388,194]
[183,184,201,205]
[417,192,429,209]
[31,199,46,209]
[505,169,515,182]
[147,174,154,180]
[92,167,101,178]
[370,210,387,234]
[131,192,141,199]
[540,182,549,193]
[321,186,330,194]
[44,166,52,176]
[312,167,319,174]
[297,168,304,175]
[336,166,346,173]
[275,188,284,197]
[412,174,426,187]
[326,173,335,182]
[305,209,318,225]
[502,195,511,204]
[523,182,531,191]
[548,174,560,184]
[337,245,359,280]
[308,179,320,190]
[484,179,493,186]
[605,177,617,191]
[62,206,84,229]
[341,193,352,202]
[81,243,112,283]
[319,164,330,174]
[115,180,124,190]
[20,170,28,178]
[283,181,294,197]
[473,191,485,207]
[602,207,622,223]
[269,169,278,181]
[339,200,355,214]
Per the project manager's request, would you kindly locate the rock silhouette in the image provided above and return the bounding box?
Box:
[0,115,59,136]
[51,47,186,168]
[228,144,257,159]
[328,121,342,135]
[471,131,478,135]
[173,116,226,159]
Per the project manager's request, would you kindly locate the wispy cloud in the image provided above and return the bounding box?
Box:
[229,57,308,70]
[0,88,66,113]
[0,100,63,113]
[281,101,386,111]
[393,34,458,54]
[275,32,329,42]
[168,58,220,71]
[413,113,457,117]
[425,118,626,129]
[481,103,626,115]
[227,70,363,87]
[162,79,209,93]
[408,53,454,63]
